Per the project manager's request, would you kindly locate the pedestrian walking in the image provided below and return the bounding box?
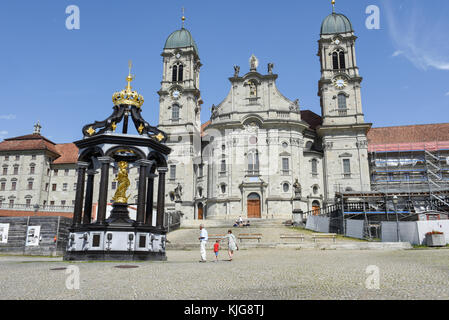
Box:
[198,224,208,262]
[223,229,239,261]
[213,240,220,262]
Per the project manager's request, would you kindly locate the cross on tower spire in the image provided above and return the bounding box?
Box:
[332,0,336,13]
[181,7,186,28]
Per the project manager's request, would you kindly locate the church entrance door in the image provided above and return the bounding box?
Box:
[247,193,261,218]
[198,203,204,220]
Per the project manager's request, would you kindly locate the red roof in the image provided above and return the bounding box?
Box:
[54,143,79,164]
[201,120,211,137]
[0,133,60,155]
[301,110,322,129]
[0,134,79,164]
[368,123,449,152]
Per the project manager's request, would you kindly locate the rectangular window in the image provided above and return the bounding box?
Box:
[50,201,55,206]
[62,183,68,191]
[4,156,9,161]
[45,183,49,191]
[30,166,35,175]
[3,167,7,175]
[12,182,16,191]
[0,182,5,191]
[343,159,351,178]
[52,184,57,191]
[28,181,33,190]
[92,234,101,247]
[31,155,36,160]
[61,200,66,206]
[26,199,31,208]
[170,165,176,180]
[136,180,139,189]
[13,167,18,175]
[221,160,226,173]
[198,164,203,177]
[9,200,14,208]
[139,235,147,248]
[54,169,58,176]
[73,183,77,191]
[64,169,69,176]
[15,155,20,161]
[282,158,289,173]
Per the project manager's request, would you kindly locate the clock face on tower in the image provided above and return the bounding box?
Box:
[333,77,347,89]
[172,90,181,99]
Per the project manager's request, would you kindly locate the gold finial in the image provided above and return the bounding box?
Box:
[332,0,336,13]
[126,60,134,91]
[181,7,185,28]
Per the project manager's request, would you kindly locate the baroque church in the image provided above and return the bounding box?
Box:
[0,5,378,222]
[160,6,371,221]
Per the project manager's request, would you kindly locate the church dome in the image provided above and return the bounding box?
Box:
[164,28,199,56]
[320,13,353,35]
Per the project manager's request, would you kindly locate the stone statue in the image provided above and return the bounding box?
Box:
[249,54,258,71]
[112,161,130,203]
[293,179,302,198]
[233,65,240,77]
[268,63,274,74]
[249,81,257,97]
[174,183,183,201]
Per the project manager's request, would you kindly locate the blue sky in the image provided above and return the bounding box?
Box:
[0,0,448,143]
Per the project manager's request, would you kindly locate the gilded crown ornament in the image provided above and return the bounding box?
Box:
[112,61,145,108]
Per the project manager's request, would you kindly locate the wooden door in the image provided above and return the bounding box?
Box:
[198,204,204,220]
[247,193,261,218]
[312,201,321,216]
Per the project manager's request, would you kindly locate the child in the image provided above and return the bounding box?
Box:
[213,240,220,262]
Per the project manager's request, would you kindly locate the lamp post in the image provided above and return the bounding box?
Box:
[392,195,401,242]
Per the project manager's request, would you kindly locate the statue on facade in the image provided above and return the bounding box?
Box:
[293,179,302,198]
[233,65,240,77]
[249,81,257,97]
[249,54,258,71]
[174,183,183,201]
[268,63,274,74]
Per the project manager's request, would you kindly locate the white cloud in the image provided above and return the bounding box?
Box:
[384,2,449,71]
[0,130,8,139]
[0,114,16,120]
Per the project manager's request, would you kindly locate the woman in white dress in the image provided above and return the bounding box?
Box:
[222,230,239,261]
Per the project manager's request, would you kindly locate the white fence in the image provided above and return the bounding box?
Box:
[305,216,330,233]
[381,220,449,245]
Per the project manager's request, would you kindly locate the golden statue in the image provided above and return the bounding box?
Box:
[112,161,130,203]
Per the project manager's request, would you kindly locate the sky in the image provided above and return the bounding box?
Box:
[0,0,448,143]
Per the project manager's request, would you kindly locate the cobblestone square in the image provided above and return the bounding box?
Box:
[1,248,448,300]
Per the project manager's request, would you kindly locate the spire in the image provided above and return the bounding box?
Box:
[33,121,41,135]
[126,60,134,91]
[181,7,186,29]
[332,0,336,13]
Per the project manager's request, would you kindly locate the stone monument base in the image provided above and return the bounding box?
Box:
[64,225,167,261]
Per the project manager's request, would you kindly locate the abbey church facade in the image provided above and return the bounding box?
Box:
[0,6,377,222]
[161,8,371,220]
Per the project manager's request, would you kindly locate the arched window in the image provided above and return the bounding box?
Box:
[338,94,347,109]
[283,183,290,193]
[339,51,346,69]
[172,104,180,120]
[332,52,339,70]
[220,184,227,194]
[172,64,183,82]
[172,65,178,82]
[332,50,346,70]
[247,150,259,175]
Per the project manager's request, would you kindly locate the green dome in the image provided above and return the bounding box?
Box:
[164,28,199,56]
[321,13,353,35]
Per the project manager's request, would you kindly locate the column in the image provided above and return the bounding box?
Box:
[145,172,157,226]
[96,156,113,225]
[82,169,97,224]
[156,167,168,229]
[135,160,152,226]
[73,162,89,227]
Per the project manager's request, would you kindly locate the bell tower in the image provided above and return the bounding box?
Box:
[317,1,372,203]
[157,13,203,220]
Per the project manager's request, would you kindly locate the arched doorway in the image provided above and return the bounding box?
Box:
[247,193,261,218]
[312,201,321,216]
[197,203,204,220]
